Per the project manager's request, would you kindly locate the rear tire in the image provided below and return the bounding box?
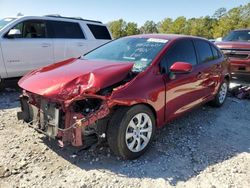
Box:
[210,79,228,107]
[107,105,155,160]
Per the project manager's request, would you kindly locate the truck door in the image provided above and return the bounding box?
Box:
[1,19,54,77]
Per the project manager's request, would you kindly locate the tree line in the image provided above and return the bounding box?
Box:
[108,3,250,39]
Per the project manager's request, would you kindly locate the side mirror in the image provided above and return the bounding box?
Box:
[7,29,21,37]
[170,62,192,74]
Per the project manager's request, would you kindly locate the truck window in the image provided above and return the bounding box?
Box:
[87,24,111,40]
[5,20,47,38]
[48,20,85,39]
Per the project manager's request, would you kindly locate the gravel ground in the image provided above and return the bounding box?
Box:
[0,85,249,188]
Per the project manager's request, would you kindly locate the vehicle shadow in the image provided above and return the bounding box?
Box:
[43,98,250,185]
[0,80,21,109]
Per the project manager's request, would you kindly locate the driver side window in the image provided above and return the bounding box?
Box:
[161,39,197,73]
[5,22,23,38]
[6,20,47,39]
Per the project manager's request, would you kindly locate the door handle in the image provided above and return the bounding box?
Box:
[214,64,221,69]
[77,43,84,47]
[41,43,51,47]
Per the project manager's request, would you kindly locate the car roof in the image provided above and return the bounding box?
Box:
[10,15,103,24]
[127,34,206,41]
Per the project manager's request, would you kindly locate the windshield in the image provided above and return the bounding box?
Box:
[223,30,250,42]
[83,37,168,72]
[0,18,16,30]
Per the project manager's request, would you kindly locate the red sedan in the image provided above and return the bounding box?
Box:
[18,34,230,159]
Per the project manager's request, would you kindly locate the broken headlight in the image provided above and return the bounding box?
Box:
[73,98,102,116]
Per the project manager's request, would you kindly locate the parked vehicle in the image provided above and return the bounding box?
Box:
[0,15,112,88]
[215,29,250,80]
[17,34,230,159]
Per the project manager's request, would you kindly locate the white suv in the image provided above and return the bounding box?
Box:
[0,15,112,87]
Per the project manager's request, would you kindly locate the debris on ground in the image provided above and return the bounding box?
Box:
[0,88,250,187]
[230,85,250,99]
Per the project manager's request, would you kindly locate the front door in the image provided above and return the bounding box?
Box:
[1,19,54,77]
[160,39,208,120]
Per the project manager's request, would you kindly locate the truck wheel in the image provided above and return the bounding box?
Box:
[107,105,155,160]
[210,80,228,107]
[0,79,4,91]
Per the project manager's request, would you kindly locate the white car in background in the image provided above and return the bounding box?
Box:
[0,15,112,88]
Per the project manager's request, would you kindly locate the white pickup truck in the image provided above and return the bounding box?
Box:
[0,15,112,88]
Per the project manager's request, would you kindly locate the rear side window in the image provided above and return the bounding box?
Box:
[211,45,222,60]
[161,39,197,73]
[48,21,85,39]
[194,40,214,63]
[87,24,111,40]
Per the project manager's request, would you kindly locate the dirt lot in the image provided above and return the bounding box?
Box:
[0,85,249,188]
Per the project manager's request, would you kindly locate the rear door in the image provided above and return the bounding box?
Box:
[161,39,208,120]
[47,20,87,62]
[1,19,53,77]
[210,44,224,94]
[193,39,220,96]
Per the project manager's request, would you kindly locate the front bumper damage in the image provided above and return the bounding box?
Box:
[17,92,111,147]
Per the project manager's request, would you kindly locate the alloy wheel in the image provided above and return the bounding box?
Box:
[125,113,153,152]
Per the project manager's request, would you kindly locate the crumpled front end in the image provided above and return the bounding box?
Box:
[17,59,139,147]
[17,91,111,147]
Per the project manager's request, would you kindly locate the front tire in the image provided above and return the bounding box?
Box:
[107,105,155,160]
[210,79,228,107]
[0,79,4,91]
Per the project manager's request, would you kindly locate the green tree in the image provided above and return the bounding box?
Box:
[213,7,241,38]
[169,16,187,34]
[158,18,173,33]
[107,3,250,39]
[212,7,227,19]
[125,22,139,36]
[186,16,216,38]
[140,20,158,34]
[108,19,127,39]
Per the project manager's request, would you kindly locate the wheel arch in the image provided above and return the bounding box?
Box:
[224,74,230,83]
[113,102,157,126]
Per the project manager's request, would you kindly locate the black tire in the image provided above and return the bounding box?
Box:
[210,79,229,107]
[107,105,156,160]
[0,79,4,91]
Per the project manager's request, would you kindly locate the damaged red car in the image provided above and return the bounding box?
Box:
[18,34,230,159]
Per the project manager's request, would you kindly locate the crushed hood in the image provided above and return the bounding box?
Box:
[18,58,134,100]
[215,41,250,50]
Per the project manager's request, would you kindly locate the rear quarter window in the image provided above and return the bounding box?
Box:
[87,24,111,40]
